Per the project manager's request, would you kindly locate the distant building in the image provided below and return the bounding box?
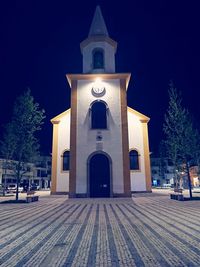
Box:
[0,156,51,189]
[189,165,200,187]
[34,156,51,189]
[51,6,151,197]
[150,157,200,188]
[151,157,174,187]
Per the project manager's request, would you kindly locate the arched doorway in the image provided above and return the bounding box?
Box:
[89,153,111,197]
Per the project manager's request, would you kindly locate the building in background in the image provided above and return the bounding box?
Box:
[151,157,174,187]
[0,156,51,190]
[151,157,200,188]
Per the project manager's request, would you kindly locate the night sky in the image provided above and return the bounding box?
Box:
[0,0,200,156]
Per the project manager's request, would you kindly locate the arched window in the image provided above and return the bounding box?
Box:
[91,101,107,129]
[93,49,104,69]
[130,150,139,170]
[62,151,70,171]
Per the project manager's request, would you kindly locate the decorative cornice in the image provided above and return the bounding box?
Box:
[66,73,131,90]
[80,36,117,53]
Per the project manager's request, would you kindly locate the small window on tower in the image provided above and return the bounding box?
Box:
[93,49,104,69]
[91,101,107,129]
[62,150,70,171]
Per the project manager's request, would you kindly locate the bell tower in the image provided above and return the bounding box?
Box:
[80,6,117,74]
[65,6,131,198]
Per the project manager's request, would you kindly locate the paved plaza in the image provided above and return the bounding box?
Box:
[0,192,200,266]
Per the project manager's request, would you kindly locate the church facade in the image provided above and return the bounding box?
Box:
[51,6,152,197]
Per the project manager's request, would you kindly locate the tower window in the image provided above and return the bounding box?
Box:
[91,101,107,129]
[130,150,139,170]
[62,151,70,171]
[93,49,104,69]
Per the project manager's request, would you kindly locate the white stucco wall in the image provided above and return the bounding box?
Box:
[56,110,70,192]
[76,79,124,194]
[127,110,147,191]
[82,42,115,73]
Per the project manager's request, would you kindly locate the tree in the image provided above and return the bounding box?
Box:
[0,89,45,200]
[0,123,16,195]
[163,81,200,199]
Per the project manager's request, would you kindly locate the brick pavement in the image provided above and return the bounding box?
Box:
[0,194,200,266]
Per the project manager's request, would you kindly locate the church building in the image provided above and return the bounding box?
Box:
[51,6,152,197]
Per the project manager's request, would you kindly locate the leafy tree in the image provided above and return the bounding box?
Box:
[0,89,45,200]
[163,81,200,199]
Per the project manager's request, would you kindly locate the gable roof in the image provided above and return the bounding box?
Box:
[128,107,150,122]
[51,109,70,124]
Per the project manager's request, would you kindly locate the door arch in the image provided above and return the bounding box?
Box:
[88,153,111,197]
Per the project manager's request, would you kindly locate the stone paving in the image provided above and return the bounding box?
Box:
[0,193,200,266]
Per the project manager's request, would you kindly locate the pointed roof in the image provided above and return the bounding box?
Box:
[88,6,109,37]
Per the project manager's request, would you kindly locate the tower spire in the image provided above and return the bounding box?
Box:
[81,6,117,73]
[88,6,109,37]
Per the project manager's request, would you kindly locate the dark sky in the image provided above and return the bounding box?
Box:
[0,0,200,155]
